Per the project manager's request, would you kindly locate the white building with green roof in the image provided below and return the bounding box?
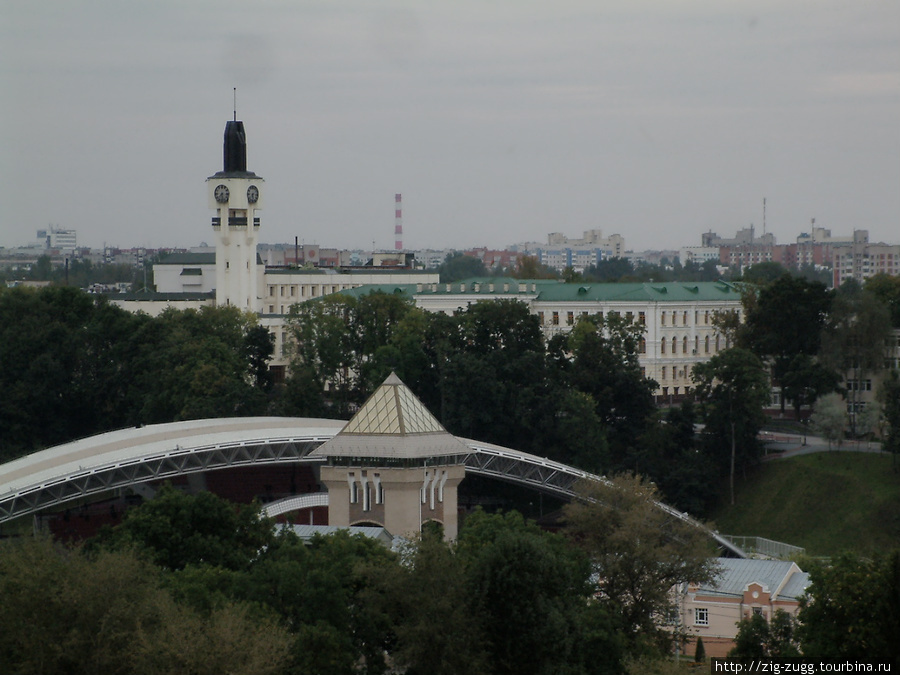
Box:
[339,278,744,398]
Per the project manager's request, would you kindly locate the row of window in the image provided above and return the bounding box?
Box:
[346,471,449,512]
[661,310,716,326]
[660,365,693,381]
[347,472,385,512]
[536,308,739,330]
[267,283,351,298]
[694,606,767,626]
[661,335,723,355]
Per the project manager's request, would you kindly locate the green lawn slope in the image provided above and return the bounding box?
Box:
[710,451,900,557]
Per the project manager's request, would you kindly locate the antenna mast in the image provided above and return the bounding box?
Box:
[233,87,237,121]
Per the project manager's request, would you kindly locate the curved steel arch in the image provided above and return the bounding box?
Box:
[1,418,744,557]
[0,418,343,524]
[459,438,745,557]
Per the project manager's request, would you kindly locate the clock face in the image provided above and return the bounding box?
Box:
[214,184,230,203]
[247,185,259,204]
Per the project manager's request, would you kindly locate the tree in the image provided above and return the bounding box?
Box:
[692,347,770,505]
[740,262,788,285]
[438,252,487,282]
[563,475,718,657]
[694,636,706,663]
[369,533,489,675]
[0,536,293,675]
[780,353,841,420]
[865,273,900,328]
[634,402,720,518]
[879,370,900,470]
[511,255,559,279]
[94,484,275,571]
[740,274,833,414]
[811,392,847,449]
[243,324,275,391]
[564,313,657,465]
[820,281,891,435]
[729,610,799,659]
[0,286,147,459]
[457,509,622,675]
[797,552,900,665]
[287,295,360,416]
[857,400,883,447]
[583,257,635,282]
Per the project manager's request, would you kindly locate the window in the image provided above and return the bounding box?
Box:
[705,310,710,325]
[695,608,709,626]
[705,335,710,353]
[694,335,699,353]
[672,336,678,355]
[567,311,574,325]
[639,337,646,354]
[683,311,689,326]
[661,311,666,326]
[552,311,559,325]
[538,311,545,325]
[661,337,667,354]
[638,311,646,325]
[661,366,667,380]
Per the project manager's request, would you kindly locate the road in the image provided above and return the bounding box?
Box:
[761,431,888,460]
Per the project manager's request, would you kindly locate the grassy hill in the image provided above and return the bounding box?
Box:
[710,450,900,557]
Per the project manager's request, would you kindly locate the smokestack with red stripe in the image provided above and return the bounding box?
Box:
[394,193,403,251]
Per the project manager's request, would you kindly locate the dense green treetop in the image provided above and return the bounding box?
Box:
[438,252,488,282]
[564,475,718,656]
[693,347,770,505]
[865,273,900,328]
[0,286,284,462]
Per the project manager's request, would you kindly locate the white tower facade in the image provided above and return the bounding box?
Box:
[207,120,264,311]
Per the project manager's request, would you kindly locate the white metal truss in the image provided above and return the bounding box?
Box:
[0,422,745,557]
[1,436,325,523]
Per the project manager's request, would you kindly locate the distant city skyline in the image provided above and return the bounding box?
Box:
[2,1,898,253]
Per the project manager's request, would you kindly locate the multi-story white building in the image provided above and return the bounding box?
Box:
[536,229,627,273]
[679,247,721,265]
[339,277,744,398]
[36,226,77,252]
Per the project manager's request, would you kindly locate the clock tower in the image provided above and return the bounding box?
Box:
[207,120,264,311]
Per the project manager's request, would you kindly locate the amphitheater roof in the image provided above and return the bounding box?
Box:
[0,417,346,495]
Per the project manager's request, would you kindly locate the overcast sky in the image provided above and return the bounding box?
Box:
[1,0,898,253]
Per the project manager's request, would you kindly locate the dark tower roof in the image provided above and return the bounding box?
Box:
[209,120,260,179]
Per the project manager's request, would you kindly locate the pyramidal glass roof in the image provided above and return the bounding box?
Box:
[342,372,445,436]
